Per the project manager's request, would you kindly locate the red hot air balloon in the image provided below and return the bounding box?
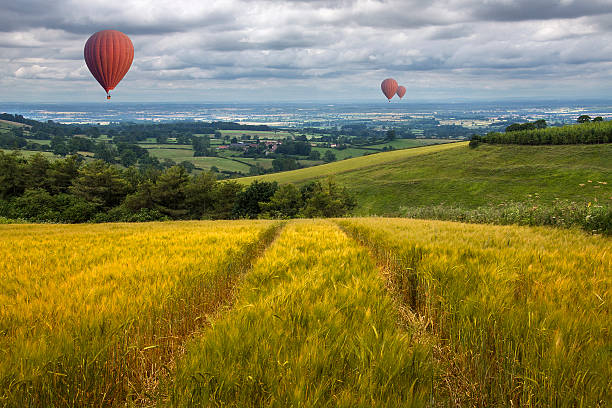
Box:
[84,30,134,99]
[381,78,398,102]
[396,86,406,99]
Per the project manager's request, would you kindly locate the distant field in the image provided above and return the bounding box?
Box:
[366,138,452,149]
[241,143,612,215]
[238,157,275,169]
[311,146,373,160]
[0,149,57,159]
[0,119,29,128]
[142,147,195,161]
[240,142,466,185]
[219,129,294,139]
[193,157,252,172]
[26,138,51,145]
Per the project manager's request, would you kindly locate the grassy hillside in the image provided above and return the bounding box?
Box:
[240,142,466,184]
[241,143,612,215]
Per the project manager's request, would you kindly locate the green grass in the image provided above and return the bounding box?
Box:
[192,157,251,172]
[240,142,465,186]
[0,149,57,159]
[365,138,452,149]
[140,144,192,149]
[238,157,275,169]
[0,119,29,128]
[311,146,373,160]
[26,139,51,146]
[241,143,612,216]
[143,148,251,173]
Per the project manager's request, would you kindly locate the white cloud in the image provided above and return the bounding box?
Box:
[0,0,612,101]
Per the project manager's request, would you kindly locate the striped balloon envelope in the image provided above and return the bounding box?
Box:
[396,86,406,99]
[84,30,134,99]
[381,78,398,101]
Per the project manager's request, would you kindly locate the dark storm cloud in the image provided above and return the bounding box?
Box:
[427,25,473,40]
[471,0,612,22]
[0,1,236,35]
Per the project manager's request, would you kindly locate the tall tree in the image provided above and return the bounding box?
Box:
[233,180,277,218]
[151,165,190,217]
[70,160,129,209]
[0,151,26,199]
[185,171,217,219]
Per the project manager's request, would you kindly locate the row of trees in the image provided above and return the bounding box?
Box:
[0,151,356,223]
[472,120,612,146]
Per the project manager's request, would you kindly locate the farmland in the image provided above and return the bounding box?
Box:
[1,218,609,406]
[0,114,455,176]
[0,220,279,406]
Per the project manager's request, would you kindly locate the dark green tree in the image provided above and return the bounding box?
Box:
[47,155,81,194]
[260,184,303,218]
[300,179,356,218]
[212,181,242,219]
[233,180,277,218]
[323,150,337,163]
[0,151,26,199]
[70,160,129,209]
[192,135,212,157]
[272,157,299,172]
[151,165,190,217]
[534,119,547,129]
[50,136,68,156]
[94,142,117,163]
[185,171,217,218]
[308,150,321,160]
[120,149,138,167]
[24,153,51,191]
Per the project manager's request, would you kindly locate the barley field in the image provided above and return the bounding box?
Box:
[0,221,279,406]
[170,220,433,407]
[338,218,611,407]
[0,218,610,407]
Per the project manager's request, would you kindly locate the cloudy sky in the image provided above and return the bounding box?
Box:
[1,0,612,102]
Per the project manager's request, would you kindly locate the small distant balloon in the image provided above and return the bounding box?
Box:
[381,78,398,101]
[84,30,134,99]
[396,86,406,99]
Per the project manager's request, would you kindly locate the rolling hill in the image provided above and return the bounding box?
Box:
[240,142,612,215]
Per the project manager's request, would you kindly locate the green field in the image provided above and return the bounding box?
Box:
[311,146,373,160]
[240,142,465,184]
[0,149,57,159]
[366,138,452,149]
[219,129,295,139]
[242,143,612,215]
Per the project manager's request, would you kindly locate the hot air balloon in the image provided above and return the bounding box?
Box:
[381,78,398,102]
[396,86,406,99]
[84,30,134,99]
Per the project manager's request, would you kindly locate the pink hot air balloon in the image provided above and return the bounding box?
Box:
[396,86,406,99]
[381,78,398,101]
